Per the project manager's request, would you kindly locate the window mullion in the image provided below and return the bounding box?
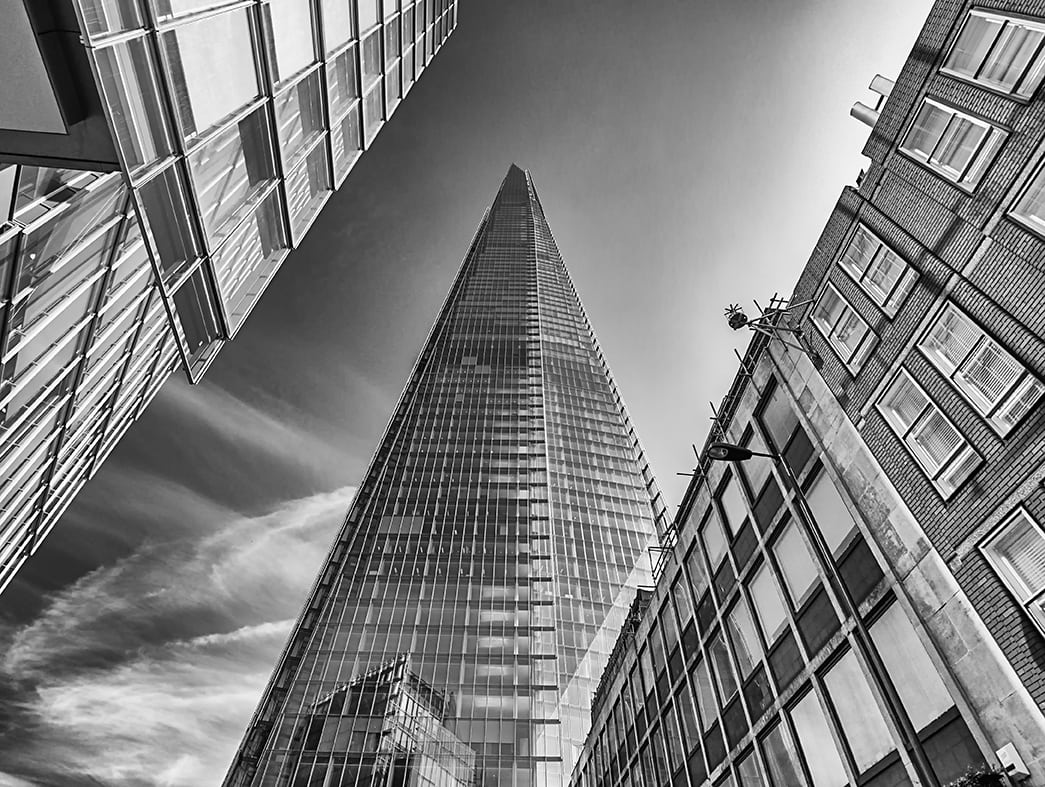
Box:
[959,119,993,181]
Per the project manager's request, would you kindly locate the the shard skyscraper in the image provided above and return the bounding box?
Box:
[226,165,669,787]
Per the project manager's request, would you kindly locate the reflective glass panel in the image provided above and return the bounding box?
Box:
[321,0,354,52]
[806,471,857,556]
[749,562,787,641]
[327,46,359,118]
[773,521,818,607]
[823,649,895,773]
[79,0,142,37]
[761,723,803,787]
[96,38,174,171]
[138,165,200,280]
[791,691,848,787]
[274,71,325,164]
[212,190,288,331]
[266,0,317,84]
[161,8,260,139]
[869,604,954,731]
[171,266,222,363]
[187,107,276,247]
[286,141,332,236]
[357,0,379,31]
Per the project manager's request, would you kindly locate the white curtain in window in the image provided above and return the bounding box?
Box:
[882,373,927,429]
[922,306,979,372]
[988,514,1045,596]
[910,409,962,467]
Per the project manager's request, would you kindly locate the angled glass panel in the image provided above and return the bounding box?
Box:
[823,649,895,774]
[321,0,354,52]
[137,164,201,281]
[95,38,174,171]
[357,0,379,32]
[265,0,318,85]
[332,104,362,182]
[790,691,847,787]
[274,72,326,165]
[212,190,288,332]
[78,0,143,37]
[327,45,359,119]
[160,8,261,140]
[187,106,277,248]
[285,141,332,237]
[171,265,223,364]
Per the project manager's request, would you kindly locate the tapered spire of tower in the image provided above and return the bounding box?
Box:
[226,168,668,787]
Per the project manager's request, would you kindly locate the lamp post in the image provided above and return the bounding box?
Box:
[707,441,940,787]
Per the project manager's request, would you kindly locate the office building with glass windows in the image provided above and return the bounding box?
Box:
[0,0,456,593]
[569,2,1045,787]
[225,165,670,787]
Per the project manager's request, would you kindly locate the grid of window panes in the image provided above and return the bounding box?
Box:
[0,164,181,593]
[227,166,665,787]
[569,379,984,787]
[76,0,457,380]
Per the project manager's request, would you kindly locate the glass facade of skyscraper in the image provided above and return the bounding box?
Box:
[226,165,669,786]
[0,0,456,594]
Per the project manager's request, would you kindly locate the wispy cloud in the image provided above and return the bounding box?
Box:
[154,377,352,487]
[0,482,355,786]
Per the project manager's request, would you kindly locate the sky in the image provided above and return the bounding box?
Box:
[0,1,933,784]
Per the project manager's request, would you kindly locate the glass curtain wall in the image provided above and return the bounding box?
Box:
[225,165,666,787]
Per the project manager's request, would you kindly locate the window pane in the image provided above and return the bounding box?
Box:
[332,105,362,182]
[362,30,382,89]
[774,521,818,606]
[906,102,951,158]
[138,165,200,279]
[1015,165,1045,231]
[823,649,895,773]
[672,577,693,623]
[947,14,1003,76]
[187,107,276,247]
[761,385,798,453]
[171,266,222,363]
[736,752,762,787]
[985,512,1045,597]
[709,633,737,700]
[691,658,716,731]
[285,139,331,236]
[727,600,762,678]
[922,305,979,373]
[806,472,856,556]
[211,189,288,331]
[870,603,955,731]
[863,247,904,305]
[881,371,927,430]
[749,563,787,641]
[958,338,1021,408]
[357,0,379,31]
[363,85,384,142]
[703,512,728,568]
[96,38,173,170]
[675,685,700,751]
[80,0,142,37]
[790,691,848,787]
[267,0,316,84]
[935,115,985,175]
[761,724,803,787]
[161,8,260,139]
[982,23,1045,92]
[909,407,961,468]
[840,225,877,278]
[686,538,709,598]
[719,476,748,532]
[328,46,359,119]
[321,0,354,52]
[275,71,325,164]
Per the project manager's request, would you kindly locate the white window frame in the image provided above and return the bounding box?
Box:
[876,368,982,498]
[810,282,877,373]
[837,224,917,317]
[980,507,1045,637]
[1010,157,1045,236]
[899,98,1006,190]
[917,301,1044,436]
[942,9,1045,99]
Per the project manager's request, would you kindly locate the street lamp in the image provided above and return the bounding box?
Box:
[707,441,940,787]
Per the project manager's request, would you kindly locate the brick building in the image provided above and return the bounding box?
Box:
[569,2,1045,786]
